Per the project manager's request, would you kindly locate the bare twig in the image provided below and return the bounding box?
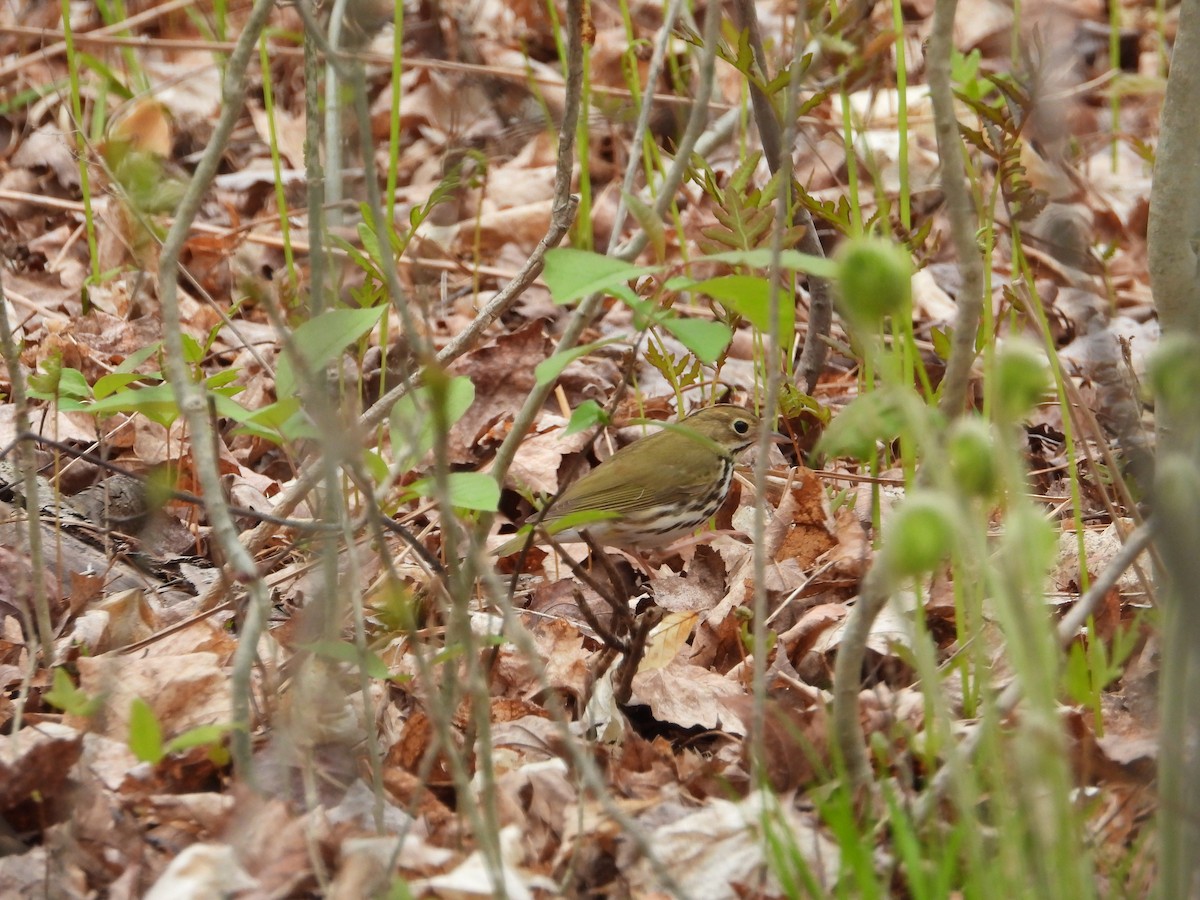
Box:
[612,0,722,262]
[0,268,54,757]
[154,0,278,780]
[608,0,688,245]
[731,0,834,395]
[829,556,894,802]
[749,0,806,793]
[928,0,985,417]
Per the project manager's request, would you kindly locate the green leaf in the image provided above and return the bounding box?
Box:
[93,371,156,400]
[26,357,64,399]
[542,248,657,304]
[113,344,161,375]
[622,190,666,262]
[357,220,384,269]
[621,294,664,330]
[330,235,375,275]
[205,369,242,391]
[689,274,795,337]
[181,333,204,365]
[301,640,391,680]
[162,722,236,757]
[534,337,625,388]
[816,386,924,462]
[86,382,180,427]
[362,449,389,484]
[57,368,92,401]
[44,668,99,718]
[389,375,476,471]
[407,471,500,511]
[661,317,731,364]
[701,248,839,278]
[243,397,302,430]
[931,326,952,361]
[230,397,304,444]
[128,698,164,764]
[276,306,385,398]
[565,400,608,435]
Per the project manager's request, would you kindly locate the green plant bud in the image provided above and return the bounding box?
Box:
[1154,454,1200,535]
[997,504,1056,585]
[1148,334,1200,420]
[883,492,956,577]
[836,237,912,327]
[994,337,1050,420]
[947,417,998,499]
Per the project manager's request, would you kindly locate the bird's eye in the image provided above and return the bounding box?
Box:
[733,419,750,435]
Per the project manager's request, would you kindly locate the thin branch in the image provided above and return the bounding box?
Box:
[154,0,278,780]
[731,0,834,395]
[0,271,54,668]
[608,0,687,245]
[612,0,723,262]
[829,556,894,801]
[928,0,985,417]
[750,0,806,792]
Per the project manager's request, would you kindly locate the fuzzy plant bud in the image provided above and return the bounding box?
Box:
[947,416,999,499]
[1148,334,1200,421]
[835,237,912,330]
[882,491,956,577]
[994,337,1050,421]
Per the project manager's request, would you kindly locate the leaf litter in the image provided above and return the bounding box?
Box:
[0,0,1167,895]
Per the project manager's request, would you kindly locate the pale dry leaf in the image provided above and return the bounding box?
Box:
[0,848,52,895]
[326,779,414,833]
[143,54,223,124]
[0,722,82,811]
[219,795,319,897]
[94,588,159,650]
[1050,523,1150,594]
[810,592,917,659]
[1086,141,1154,226]
[413,824,556,899]
[649,568,723,614]
[630,663,748,734]
[143,843,257,900]
[71,653,232,740]
[247,102,307,170]
[466,200,555,254]
[625,792,839,898]
[638,611,698,670]
[141,792,234,838]
[495,757,575,858]
[503,413,592,495]
[780,603,850,660]
[912,266,958,322]
[338,835,455,881]
[12,124,79,187]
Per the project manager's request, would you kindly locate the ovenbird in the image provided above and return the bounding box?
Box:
[498,404,783,554]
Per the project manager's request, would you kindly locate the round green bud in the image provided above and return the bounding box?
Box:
[836,237,912,327]
[1148,334,1200,420]
[947,417,998,499]
[1154,454,1200,531]
[994,337,1050,421]
[883,492,956,577]
[997,504,1056,585]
